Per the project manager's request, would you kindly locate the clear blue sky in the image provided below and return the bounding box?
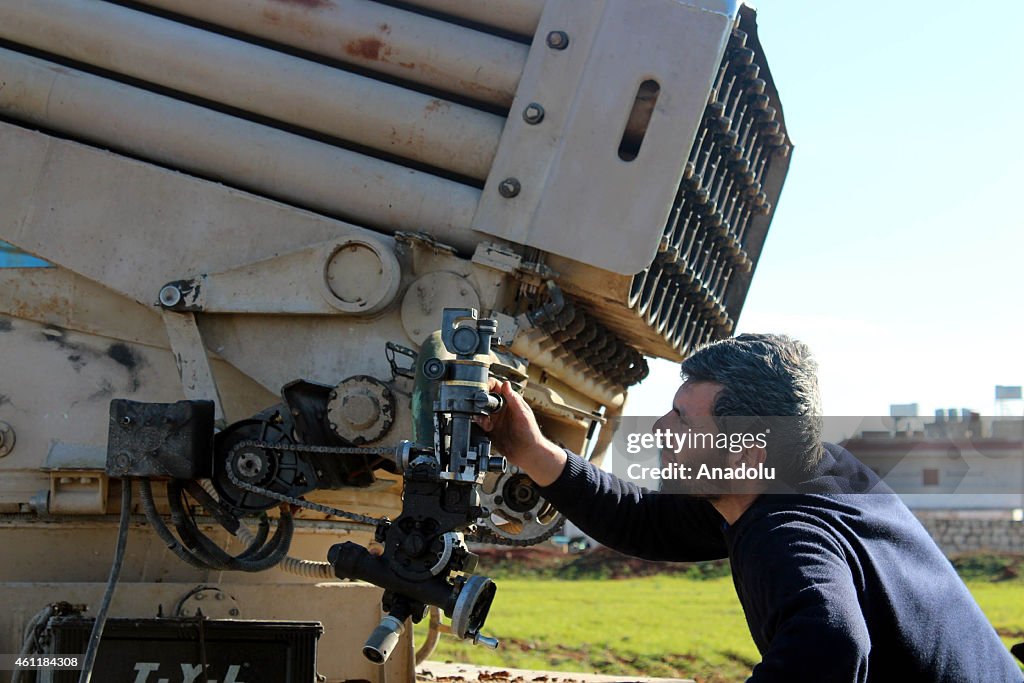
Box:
[628,1,1024,418]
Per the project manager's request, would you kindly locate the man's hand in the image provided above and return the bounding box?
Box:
[474,378,567,487]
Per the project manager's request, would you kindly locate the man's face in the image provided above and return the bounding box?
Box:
[652,380,731,495]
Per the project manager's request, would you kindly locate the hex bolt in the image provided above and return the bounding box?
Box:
[522,103,545,125]
[546,30,569,50]
[0,421,15,458]
[498,178,521,198]
[158,284,182,308]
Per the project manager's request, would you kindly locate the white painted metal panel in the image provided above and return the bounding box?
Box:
[473,0,739,275]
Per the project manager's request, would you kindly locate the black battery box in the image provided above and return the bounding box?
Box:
[44,616,321,683]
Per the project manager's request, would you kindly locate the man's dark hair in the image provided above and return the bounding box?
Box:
[680,333,823,479]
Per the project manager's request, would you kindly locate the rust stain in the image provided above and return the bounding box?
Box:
[260,7,318,39]
[345,37,385,61]
[424,98,450,114]
[268,0,332,8]
[458,77,511,105]
[412,61,513,107]
[10,293,65,322]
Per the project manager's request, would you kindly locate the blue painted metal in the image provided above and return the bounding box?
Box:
[0,241,49,267]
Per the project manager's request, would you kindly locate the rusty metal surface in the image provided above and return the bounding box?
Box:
[137,0,528,107]
[0,63,482,252]
[0,0,504,180]
[0,2,793,676]
[0,268,168,348]
[398,0,546,36]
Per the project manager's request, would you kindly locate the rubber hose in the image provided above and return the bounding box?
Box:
[139,479,214,570]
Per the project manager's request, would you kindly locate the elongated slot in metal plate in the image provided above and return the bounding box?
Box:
[618,79,660,162]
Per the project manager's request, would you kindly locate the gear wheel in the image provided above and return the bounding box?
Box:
[476,467,564,544]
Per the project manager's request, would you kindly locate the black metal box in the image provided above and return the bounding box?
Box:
[106,399,215,479]
[45,617,322,683]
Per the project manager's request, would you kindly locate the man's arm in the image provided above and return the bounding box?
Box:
[738,520,870,683]
[539,449,728,561]
[474,381,727,562]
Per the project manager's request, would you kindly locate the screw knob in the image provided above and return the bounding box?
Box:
[498,178,521,198]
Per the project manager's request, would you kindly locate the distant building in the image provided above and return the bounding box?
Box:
[842,411,1024,513]
[842,409,1024,555]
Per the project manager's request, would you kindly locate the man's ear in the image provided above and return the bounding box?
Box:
[727,444,766,469]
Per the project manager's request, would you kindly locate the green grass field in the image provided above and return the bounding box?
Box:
[418,556,1024,682]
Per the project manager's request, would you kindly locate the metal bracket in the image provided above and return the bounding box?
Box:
[491,313,520,347]
[156,236,401,316]
[472,0,739,275]
[471,243,522,274]
[161,309,226,423]
[40,442,109,514]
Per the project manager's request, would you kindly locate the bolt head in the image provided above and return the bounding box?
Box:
[523,103,545,124]
[158,284,183,308]
[498,178,521,198]
[546,30,569,50]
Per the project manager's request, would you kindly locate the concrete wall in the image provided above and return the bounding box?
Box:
[916,515,1024,555]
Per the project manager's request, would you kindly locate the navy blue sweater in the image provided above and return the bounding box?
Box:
[538,443,1022,682]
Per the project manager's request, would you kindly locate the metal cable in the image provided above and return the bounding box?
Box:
[12,605,54,683]
[78,480,132,683]
[414,606,442,666]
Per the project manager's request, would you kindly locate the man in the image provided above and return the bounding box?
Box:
[476,334,1022,682]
